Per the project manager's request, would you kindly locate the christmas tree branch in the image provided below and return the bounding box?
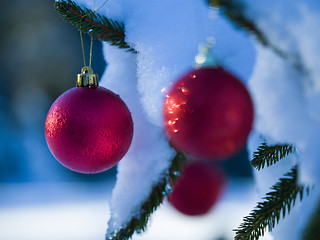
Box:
[106,152,186,240]
[54,0,135,52]
[234,166,309,240]
[302,197,320,240]
[251,143,294,171]
[209,0,306,73]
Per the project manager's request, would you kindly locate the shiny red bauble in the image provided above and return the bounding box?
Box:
[163,67,254,160]
[45,86,133,174]
[168,161,226,216]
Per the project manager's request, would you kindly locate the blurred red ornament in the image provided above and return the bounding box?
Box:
[45,72,133,174]
[168,161,226,216]
[163,67,254,160]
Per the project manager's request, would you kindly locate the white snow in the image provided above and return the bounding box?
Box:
[100,44,176,234]
[248,44,313,146]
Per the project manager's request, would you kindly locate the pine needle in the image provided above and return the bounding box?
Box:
[106,152,186,240]
[54,0,135,52]
[250,143,294,171]
[234,166,308,240]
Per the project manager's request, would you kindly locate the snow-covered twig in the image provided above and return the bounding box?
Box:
[106,152,186,240]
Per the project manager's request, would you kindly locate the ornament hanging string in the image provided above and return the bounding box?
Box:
[79,30,94,68]
[79,30,87,67]
[81,0,110,18]
[89,35,93,68]
[79,0,110,68]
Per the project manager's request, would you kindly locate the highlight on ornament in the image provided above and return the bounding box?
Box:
[45,67,133,174]
[163,67,254,161]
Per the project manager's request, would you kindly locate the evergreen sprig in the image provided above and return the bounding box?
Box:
[302,197,320,240]
[251,143,294,171]
[54,0,135,52]
[209,0,306,72]
[234,166,308,240]
[106,152,186,240]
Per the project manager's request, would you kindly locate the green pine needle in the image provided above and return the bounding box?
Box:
[234,166,308,240]
[106,152,186,240]
[251,143,294,171]
[54,0,135,52]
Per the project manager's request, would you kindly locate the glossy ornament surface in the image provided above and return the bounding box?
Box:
[45,86,133,174]
[163,67,254,160]
[168,161,226,216]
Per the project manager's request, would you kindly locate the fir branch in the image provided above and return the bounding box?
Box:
[251,143,294,171]
[106,152,186,240]
[301,197,320,240]
[209,0,306,73]
[234,166,308,240]
[54,0,135,52]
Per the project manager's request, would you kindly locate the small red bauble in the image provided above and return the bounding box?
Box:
[45,86,133,174]
[168,161,226,216]
[163,67,254,160]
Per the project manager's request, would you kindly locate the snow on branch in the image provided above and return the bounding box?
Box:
[234,166,309,240]
[106,152,186,240]
[54,0,135,52]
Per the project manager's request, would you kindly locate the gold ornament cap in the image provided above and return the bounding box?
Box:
[76,66,98,88]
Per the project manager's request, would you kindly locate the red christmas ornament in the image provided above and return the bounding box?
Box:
[163,67,254,160]
[168,161,226,216]
[45,67,133,174]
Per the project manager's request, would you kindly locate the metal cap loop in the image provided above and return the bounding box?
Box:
[77,66,98,88]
